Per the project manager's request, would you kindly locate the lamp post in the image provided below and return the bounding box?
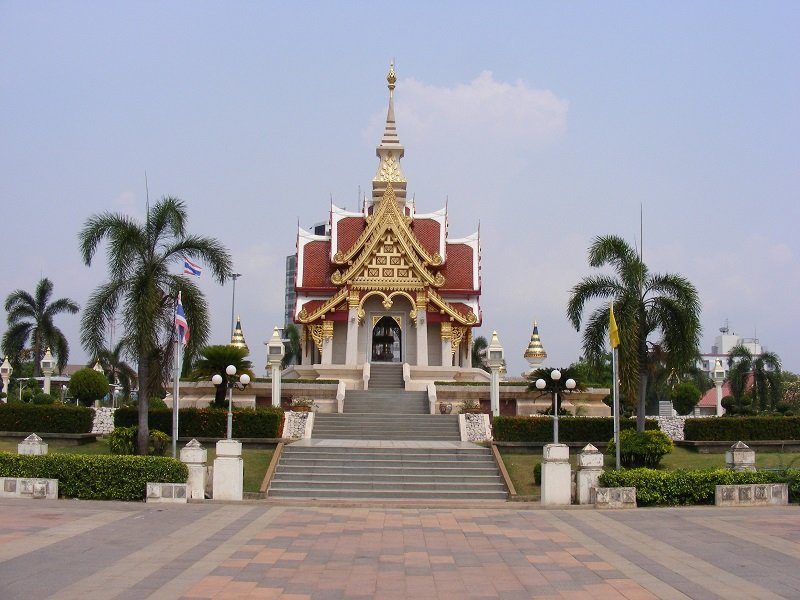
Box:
[212,365,250,440]
[712,358,725,416]
[41,348,55,395]
[230,273,242,338]
[1,356,13,403]
[535,369,576,445]
[266,327,286,408]
[486,331,504,417]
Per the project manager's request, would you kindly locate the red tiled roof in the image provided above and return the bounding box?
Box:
[300,240,334,288]
[698,374,753,407]
[336,217,365,255]
[439,243,475,291]
[300,300,325,315]
[411,219,440,256]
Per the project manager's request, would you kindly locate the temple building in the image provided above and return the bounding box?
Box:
[286,65,486,387]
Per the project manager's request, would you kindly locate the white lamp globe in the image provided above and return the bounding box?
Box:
[551,369,561,381]
[535,379,546,390]
[565,378,576,390]
[239,374,250,386]
[225,365,236,376]
[212,374,223,386]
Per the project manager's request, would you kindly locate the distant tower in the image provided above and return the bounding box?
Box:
[524,321,548,376]
[230,315,249,356]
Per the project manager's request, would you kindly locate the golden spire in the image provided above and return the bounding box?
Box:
[229,314,249,355]
[387,62,397,92]
[524,321,547,370]
[373,63,406,203]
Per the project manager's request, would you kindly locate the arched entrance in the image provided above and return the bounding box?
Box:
[371,316,402,362]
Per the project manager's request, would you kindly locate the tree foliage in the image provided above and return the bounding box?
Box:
[727,344,782,412]
[188,345,253,408]
[95,339,138,399]
[669,381,702,416]
[281,324,302,368]
[78,196,232,453]
[567,235,701,431]
[2,278,79,376]
[69,367,109,406]
[471,335,489,372]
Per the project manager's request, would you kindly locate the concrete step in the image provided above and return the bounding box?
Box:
[267,487,508,500]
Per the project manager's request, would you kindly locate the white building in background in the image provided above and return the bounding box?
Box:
[697,321,764,379]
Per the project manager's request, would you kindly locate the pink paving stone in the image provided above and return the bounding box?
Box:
[183,575,233,598]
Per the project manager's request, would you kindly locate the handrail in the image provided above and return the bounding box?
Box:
[260,441,284,495]
[491,442,516,498]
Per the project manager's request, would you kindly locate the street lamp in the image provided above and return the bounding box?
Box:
[712,358,726,416]
[486,331,504,416]
[1,356,13,403]
[212,365,250,440]
[535,369,576,444]
[41,348,55,395]
[266,327,286,408]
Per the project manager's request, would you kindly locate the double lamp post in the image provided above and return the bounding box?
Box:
[212,366,250,440]
[535,369,576,445]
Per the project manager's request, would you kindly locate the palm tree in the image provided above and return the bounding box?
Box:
[95,339,138,399]
[567,235,701,431]
[3,278,79,376]
[471,335,489,372]
[187,345,254,408]
[727,345,782,412]
[281,323,302,368]
[79,197,232,454]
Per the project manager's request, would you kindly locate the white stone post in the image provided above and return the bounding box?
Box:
[441,338,452,367]
[18,433,48,455]
[576,444,603,505]
[266,327,285,409]
[489,367,500,417]
[540,443,571,506]
[486,331,504,418]
[712,358,725,416]
[41,348,55,396]
[212,439,243,500]
[180,439,208,500]
[726,441,756,472]
[1,356,12,403]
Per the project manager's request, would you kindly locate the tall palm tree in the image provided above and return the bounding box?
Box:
[3,278,79,376]
[727,345,782,412]
[281,323,302,368]
[79,197,232,454]
[187,345,254,408]
[471,335,489,372]
[567,235,701,431]
[95,339,138,399]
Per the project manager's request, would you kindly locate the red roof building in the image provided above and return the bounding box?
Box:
[290,66,482,376]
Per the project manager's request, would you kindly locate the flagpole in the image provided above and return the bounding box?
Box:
[613,345,620,470]
[172,334,180,458]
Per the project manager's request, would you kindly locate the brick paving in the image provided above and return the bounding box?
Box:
[1,499,799,599]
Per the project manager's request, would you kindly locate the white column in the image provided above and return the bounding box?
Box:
[321,337,333,365]
[346,309,359,365]
[441,337,452,367]
[213,439,243,501]
[180,439,207,500]
[489,365,500,417]
[715,381,724,416]
[416,311,428,366]
[541,443,572,506]
[271,363,282,408]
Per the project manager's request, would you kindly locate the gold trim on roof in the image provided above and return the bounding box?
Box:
[297,287,349,324]
[427,289,478,326]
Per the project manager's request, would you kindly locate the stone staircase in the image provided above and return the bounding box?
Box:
[368,362,405,389]
[268,444,507,500]
[267,364,508,501]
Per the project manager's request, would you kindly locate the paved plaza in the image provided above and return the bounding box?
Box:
[1,498,799,599]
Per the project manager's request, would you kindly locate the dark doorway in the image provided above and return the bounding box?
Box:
[371,316,401,362]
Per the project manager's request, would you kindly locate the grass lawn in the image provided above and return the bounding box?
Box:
[498,446,800,498]
[0,438,274,493]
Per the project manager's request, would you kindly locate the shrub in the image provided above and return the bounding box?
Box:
[0,452,187,501]
[492,416,657,443]
[599,468,800,506]
[607,429,673,468]
[533,462,542,485]
[0,404,93,433]
[32,391,57,405]
[69,368,109,406]
[670,382,701,416]
[290,397,316,411]
[459,399,482,414]
[114,407,284,438]
[109,426,170,456]
[684,416,800,441]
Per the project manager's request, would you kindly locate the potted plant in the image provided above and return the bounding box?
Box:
[290,396,316,412]
[459,399,483,414]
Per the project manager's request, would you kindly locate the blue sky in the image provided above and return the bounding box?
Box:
[1,2,798,376]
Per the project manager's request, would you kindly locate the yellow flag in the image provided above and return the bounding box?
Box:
[609,303,620,349]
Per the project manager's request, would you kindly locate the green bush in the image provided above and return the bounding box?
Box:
[492,416,657,443]
[32,391,57,405]
[109,426,170,456]
[0,452,187,501]
[607,429,673,468]
[69,368,109,406]
[0,404,93,433]
[684,417,800,441]
[533,462,542,485]
[670,382,701,416]
[599,468,800,506]
[114,406,284,438]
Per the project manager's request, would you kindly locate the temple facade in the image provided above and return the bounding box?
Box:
[287,66,486,387]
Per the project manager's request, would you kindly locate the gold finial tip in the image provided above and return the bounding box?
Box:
[387,63,396,89]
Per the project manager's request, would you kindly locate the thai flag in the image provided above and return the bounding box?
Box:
[175,292,190,346]
[183,257,202,277]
